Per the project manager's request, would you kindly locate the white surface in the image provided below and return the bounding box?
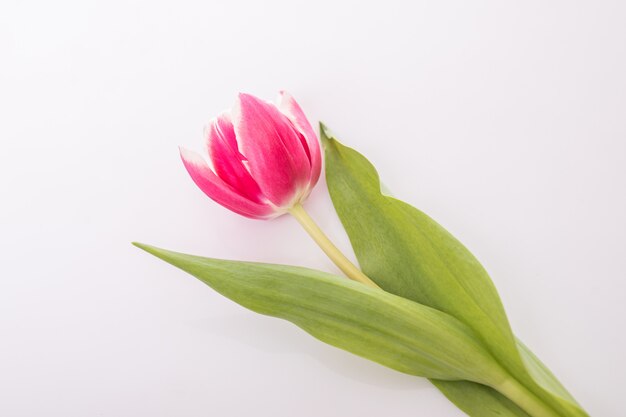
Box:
[1,1,625,416]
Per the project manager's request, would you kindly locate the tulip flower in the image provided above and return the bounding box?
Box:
[137,93,588,417]
[180,91,379,288]
[180,91,321,220]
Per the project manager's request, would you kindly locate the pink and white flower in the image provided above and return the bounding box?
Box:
[180,91,321,219]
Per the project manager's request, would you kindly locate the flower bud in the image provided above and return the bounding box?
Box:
[180,92,321,219]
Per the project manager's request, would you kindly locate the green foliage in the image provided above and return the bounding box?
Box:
[321,124,587,417]
[133,243,506,385]
[133,125,590,417]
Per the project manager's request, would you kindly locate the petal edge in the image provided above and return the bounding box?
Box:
[179,147,277,219]
[277,91,322,189]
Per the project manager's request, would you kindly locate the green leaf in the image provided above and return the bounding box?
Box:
[321,125,588,417]
[133,242,508,385]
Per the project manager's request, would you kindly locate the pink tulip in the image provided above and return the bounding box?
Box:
[179,92,379,288]
[180,91,321,219]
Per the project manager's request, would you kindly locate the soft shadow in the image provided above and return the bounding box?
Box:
[186,313,433,392]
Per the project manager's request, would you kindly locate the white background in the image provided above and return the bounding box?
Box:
[1,1,625,416]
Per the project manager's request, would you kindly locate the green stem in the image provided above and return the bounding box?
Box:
[493,377,562,417]
[288,204,380,289]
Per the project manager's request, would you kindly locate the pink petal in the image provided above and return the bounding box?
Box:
[231,93,311,207]
[277,91,322,189]
[212,112,239,151]
[205,113,266,204]
[179,147,277,219]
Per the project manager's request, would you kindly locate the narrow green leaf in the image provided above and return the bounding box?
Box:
[321,125,588,417]
[133,242,508,385]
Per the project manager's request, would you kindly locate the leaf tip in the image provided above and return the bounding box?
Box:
[320,122,341,152]
[319,122,330,144]
[131,241,149,250]
[132,241,167,259]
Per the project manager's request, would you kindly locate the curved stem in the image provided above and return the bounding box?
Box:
[288,204,380,289]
